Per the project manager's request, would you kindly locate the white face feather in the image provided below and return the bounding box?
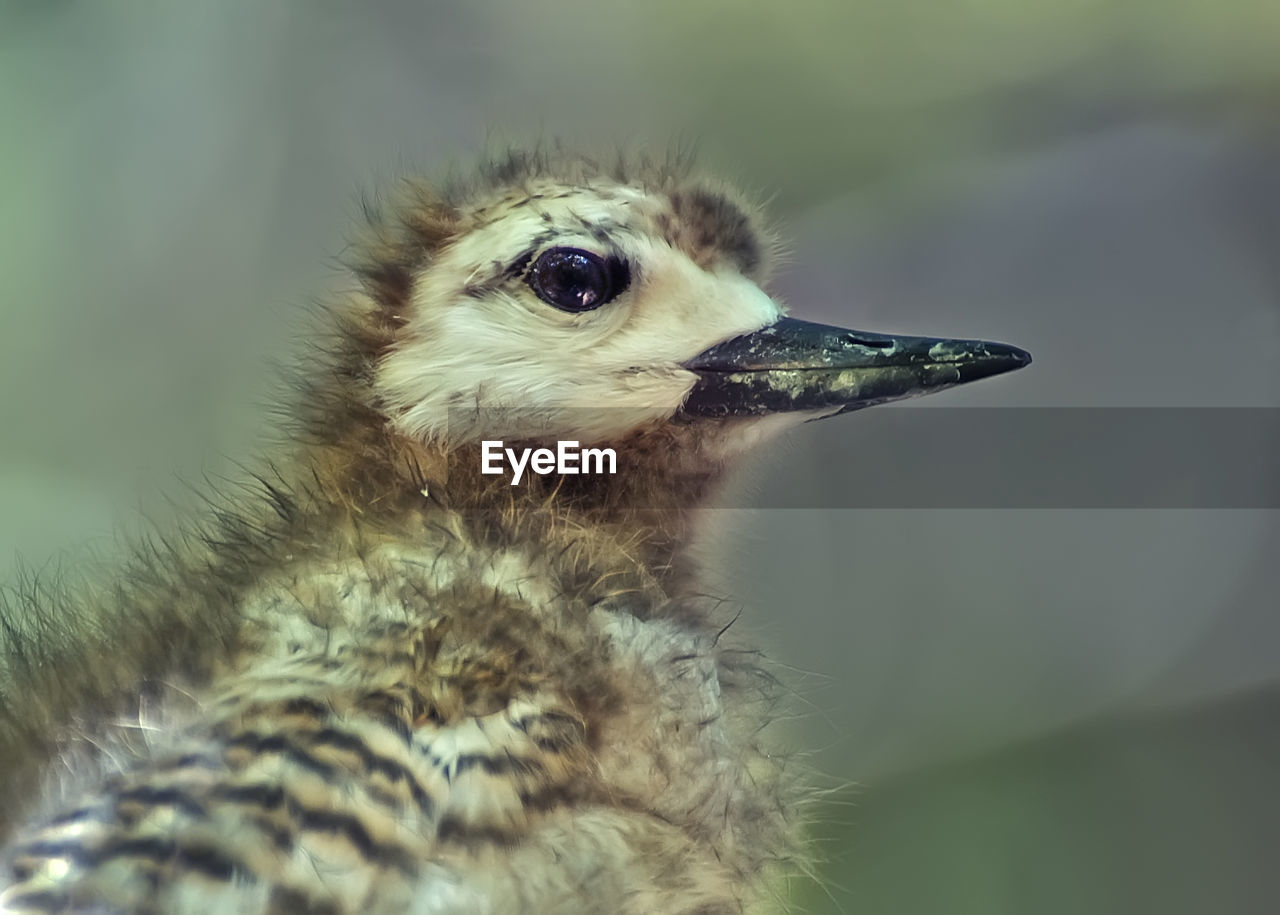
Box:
[376,180,783,444]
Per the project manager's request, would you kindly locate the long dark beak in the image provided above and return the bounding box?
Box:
[680,317,1031,418]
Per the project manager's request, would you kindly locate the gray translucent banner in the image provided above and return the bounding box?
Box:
[443,408,1280,508]
[749,408,1280,508]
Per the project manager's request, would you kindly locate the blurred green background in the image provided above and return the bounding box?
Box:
[3,2,1280,912]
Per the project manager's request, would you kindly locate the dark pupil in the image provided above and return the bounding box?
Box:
[540,252,599,309]
[525,246,630,312]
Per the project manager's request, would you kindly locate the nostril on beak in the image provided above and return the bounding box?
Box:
[839,333,893,349]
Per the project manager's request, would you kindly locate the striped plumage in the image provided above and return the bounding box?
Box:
[0,149,1028,913]
[5,531,785,912]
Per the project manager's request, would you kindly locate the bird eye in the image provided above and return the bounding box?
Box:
[526,247,628,313]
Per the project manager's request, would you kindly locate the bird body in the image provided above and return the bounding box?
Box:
[0,150,1029,913]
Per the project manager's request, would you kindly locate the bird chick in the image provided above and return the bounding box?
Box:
[0,149,1029,914]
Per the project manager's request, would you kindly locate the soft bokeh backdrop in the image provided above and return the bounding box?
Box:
[3,2,1280,912]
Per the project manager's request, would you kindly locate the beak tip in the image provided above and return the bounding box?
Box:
[995,341,1033,368]
[956,342,1032,385]
[995,342,1033,371]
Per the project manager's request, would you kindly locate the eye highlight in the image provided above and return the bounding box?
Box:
[526,247,629,313]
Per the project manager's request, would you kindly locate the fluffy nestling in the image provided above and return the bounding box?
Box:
[0,148,1029,913]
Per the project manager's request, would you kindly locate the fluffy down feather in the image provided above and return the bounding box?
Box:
[0,149,811,913]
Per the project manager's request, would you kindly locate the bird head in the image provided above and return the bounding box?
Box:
[351,152,1029,497]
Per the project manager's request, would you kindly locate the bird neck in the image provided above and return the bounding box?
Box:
[294,415,725,598]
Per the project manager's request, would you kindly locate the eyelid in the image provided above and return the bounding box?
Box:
[519,236,610,269]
